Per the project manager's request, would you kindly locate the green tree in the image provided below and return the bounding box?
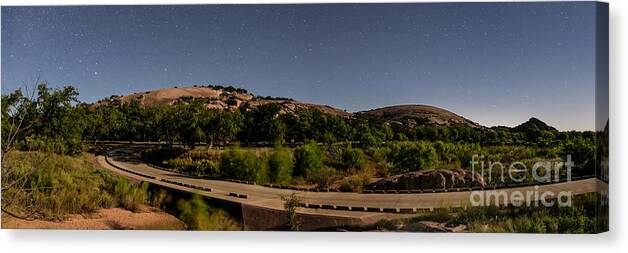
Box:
[241,103,285,143]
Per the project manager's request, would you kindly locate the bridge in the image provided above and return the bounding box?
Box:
[97,146,607,230]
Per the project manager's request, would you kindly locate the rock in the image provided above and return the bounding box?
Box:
[371,169,485,191]
[408,221,467,233]
[421,171,446,189]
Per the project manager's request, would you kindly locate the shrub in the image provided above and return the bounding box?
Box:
[176,194,240,230]
[219,145,248,179]
[305,167,337,187]
[220,145,269,183]
[342,145,365,170]
[254,157,271,185]
[366,146,392,177]
[387,141,437,174]
[338,174,369,192]
[149,189,170,209]
[194,159,220,177]
[281,193,303,231]
[294,141,324,177]
[20,135,82,155]
[268,145,294,184]
[111,176,149,212]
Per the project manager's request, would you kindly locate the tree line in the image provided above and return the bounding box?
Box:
[2,83,597,156]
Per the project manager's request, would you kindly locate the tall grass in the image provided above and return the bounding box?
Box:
[176,194,241,230]
[2,151,149,221]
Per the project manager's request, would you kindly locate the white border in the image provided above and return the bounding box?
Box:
[1,0,625,252]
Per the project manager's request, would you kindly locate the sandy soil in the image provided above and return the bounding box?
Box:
[2,207,185,230]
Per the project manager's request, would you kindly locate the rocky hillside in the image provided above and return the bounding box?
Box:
[94,85,351,117]
[94,85,481,128]
[357,104,481,128]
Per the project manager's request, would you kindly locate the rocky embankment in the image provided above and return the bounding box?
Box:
[370,169,486,191]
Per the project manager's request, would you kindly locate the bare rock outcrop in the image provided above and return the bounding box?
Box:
[370,169,485,191]
[407,221,467,233]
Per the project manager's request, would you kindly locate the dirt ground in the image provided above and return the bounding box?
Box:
[1,207,185,230]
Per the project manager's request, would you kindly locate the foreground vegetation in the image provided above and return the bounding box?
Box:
[1,151,151,220]
[1,150,241,230]
[176,194,241,230]
[363,193,608,233]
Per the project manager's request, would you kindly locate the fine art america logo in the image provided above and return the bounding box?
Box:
[468,154,574,207]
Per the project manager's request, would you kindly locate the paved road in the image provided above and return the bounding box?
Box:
[97,146,607,219]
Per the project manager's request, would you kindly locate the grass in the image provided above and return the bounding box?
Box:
[176,194,241,231]
[3,150,244,231]
[2,151,150,221]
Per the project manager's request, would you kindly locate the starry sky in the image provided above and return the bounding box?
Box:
[1,3,603,130]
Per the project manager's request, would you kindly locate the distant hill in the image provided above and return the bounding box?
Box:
[94,85,351,117]
[513,117,557,131]
[94,86,483,128]
[356,104,481,128]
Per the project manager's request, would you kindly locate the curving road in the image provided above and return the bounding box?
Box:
[96,146,608,229]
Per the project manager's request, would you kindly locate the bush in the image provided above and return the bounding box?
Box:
[282,193,303,231]
[387,141,437,174]
[294,141,324,177]
[219,145,269,184]
[20,135,82,155]
[149,189,170,209]
[176,194,240,230]
[366,146,391,177]
[268,145,294,184]
[194,159,220,177]
[111,176,149,212]
[305,167,337,187]
[254,157,271,185]
[338,174,369,192]
[220,145,248,179]
[168,157,220,177]
[341,145,365,170]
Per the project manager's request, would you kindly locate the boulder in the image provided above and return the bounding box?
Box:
[408,221,467,233]
[371,169,485,191]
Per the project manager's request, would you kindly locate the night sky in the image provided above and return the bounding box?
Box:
[1,3,601,130]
